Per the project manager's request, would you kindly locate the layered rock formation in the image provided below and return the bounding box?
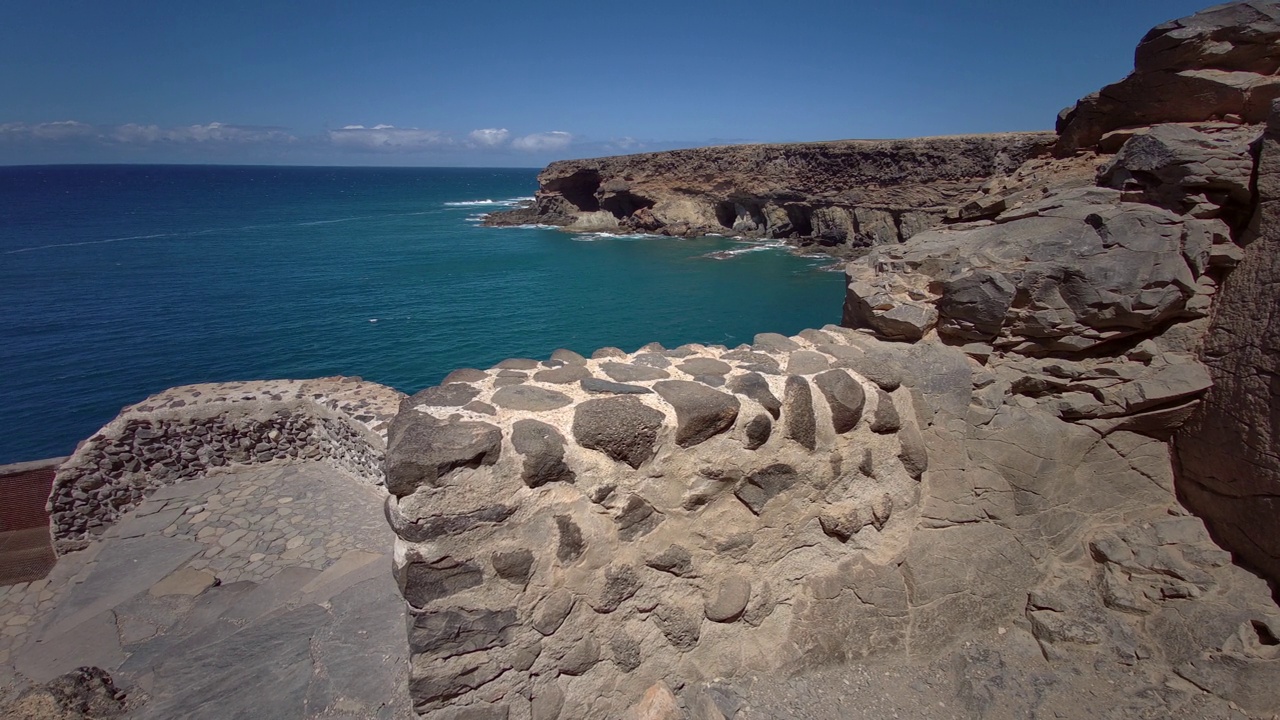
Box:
[486,133,1053,254]
[1056,0,1280,154]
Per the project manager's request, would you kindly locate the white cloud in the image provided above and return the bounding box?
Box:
[106,122,295,145]
[327,124,450,152]
[0,121,98,142]
[467,128,510,147]
[511,131,573,152]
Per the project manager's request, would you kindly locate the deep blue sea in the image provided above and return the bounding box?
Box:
[0,165,844,464]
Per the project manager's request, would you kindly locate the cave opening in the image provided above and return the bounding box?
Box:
[545,169,602,212]
[714,201,737,229]
[785,204,814,237]
[600,191,656,219]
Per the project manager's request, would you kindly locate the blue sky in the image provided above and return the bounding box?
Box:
[1,0,1212,167]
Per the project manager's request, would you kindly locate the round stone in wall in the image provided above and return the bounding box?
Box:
[491,385,573,411]
[653,380,740,447]
[572,396,665,468]
[601,362,670,383]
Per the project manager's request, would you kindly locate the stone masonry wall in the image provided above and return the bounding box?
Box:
[384,330,929,718]
[383,323,1280,719]
[48,376,403,551]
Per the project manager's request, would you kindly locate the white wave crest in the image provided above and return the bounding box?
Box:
[443,196,533,207]
[700,240,788,260]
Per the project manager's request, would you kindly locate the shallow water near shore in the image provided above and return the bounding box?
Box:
[0,165,843,464]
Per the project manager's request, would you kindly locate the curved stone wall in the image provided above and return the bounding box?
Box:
[48,376,403,550]
[384,330,929,717]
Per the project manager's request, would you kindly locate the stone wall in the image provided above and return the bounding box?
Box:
[383,326,1280,718]
[385,331,930,718]
[1176,101,1280,585]
[48,377,403,551]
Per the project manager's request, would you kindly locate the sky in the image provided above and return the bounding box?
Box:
[0,0,1214,167]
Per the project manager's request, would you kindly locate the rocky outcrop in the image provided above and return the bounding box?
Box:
[47,377,403,551]
[1056,0,1280,154]
[842,121,1259,355]
[836,2,1280,597]
[1176,102,1280,585]
[486,133,1053,254]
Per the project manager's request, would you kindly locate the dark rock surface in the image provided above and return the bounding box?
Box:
[652,381,740,448]
[511,420,575,487]
[571,397,665,468]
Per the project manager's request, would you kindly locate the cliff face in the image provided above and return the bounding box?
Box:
[487,133,1054,254]
[1176,106,1280,584]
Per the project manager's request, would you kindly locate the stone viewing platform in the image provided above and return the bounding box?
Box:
[47,376,403,552]
[1,461,411,719]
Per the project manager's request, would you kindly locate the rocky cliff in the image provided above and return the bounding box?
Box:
[486,133,1054,254]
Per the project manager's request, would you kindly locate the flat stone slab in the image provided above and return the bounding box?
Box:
[147,474,231,502]
[38,535,201,640]
[601,362,670,383]
[140,603,330,720]
[491,385,573,411]
[409,383,480,407]
[111,507,185,540]
[679,358,732,376]
[532,365,592,384]
[149,567,217,597]
[15,608,125,683]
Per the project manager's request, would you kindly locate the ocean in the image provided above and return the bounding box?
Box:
[0,165,845,464]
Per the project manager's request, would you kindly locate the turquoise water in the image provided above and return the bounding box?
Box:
[0,165,844,463]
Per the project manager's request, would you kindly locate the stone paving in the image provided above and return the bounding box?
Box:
[0,461,412,719]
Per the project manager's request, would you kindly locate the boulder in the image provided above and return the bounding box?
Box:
[678,357,732,376]
[782,376,817,449]
[601,362,671,382]
[704,576,751,622]
[734,463,798,515]
[532,365,592,384]
[726,372,781,418]
[812,369,866,433]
